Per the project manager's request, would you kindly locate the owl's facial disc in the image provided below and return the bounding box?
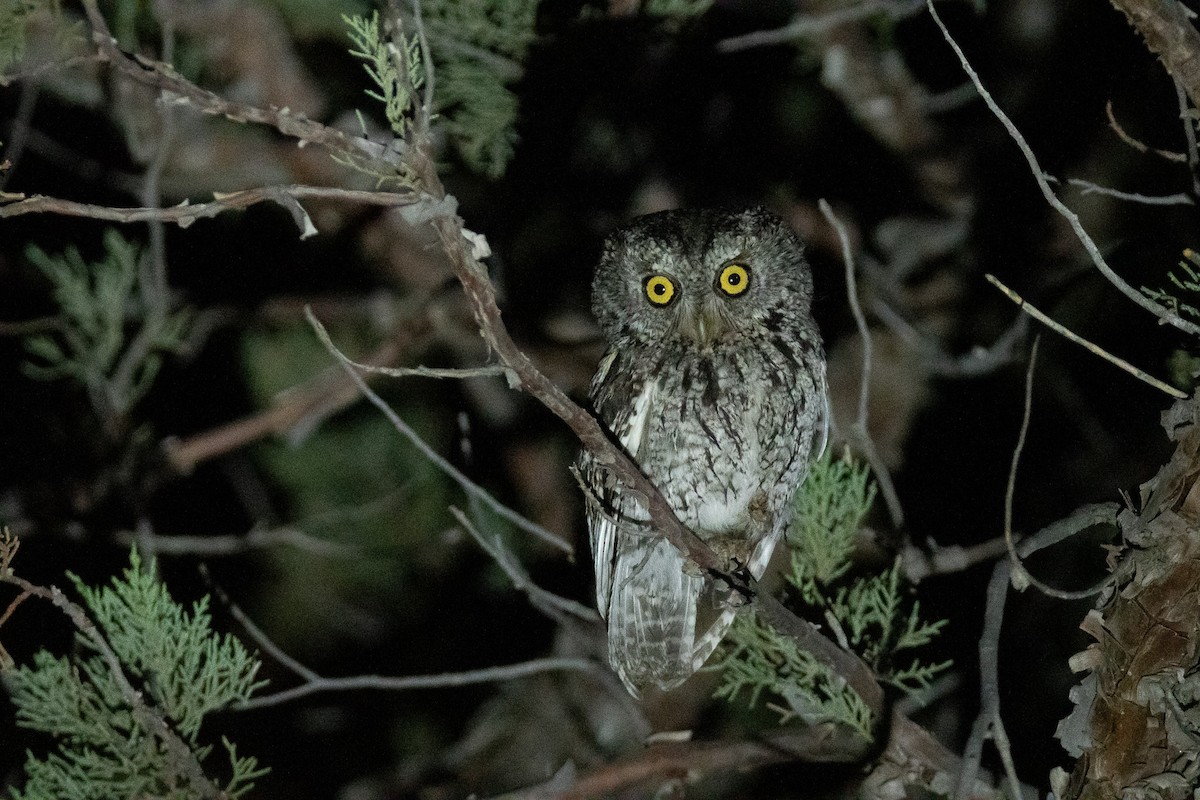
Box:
[677,296,731,349]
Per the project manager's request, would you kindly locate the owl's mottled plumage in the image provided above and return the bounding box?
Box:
[579,207,827,696]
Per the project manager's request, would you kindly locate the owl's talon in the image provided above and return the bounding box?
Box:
[706,568,755,608]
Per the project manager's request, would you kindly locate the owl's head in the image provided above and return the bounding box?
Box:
[592,207,814,349]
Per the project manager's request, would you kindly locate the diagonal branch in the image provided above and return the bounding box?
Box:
[75,0,406,176]
[927,0,1200,338]
[415,168,886,719]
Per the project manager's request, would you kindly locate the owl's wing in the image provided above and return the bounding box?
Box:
[588,372,658,617]
[814,366,830,460]
[609,532,702,693]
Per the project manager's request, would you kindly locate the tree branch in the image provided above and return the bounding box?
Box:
[0,185,419,233]
[237,657,601,710]
[1110,0,1200,113]
[928,0,1200,337]
[75,0,407,177]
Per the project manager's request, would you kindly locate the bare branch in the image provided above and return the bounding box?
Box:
[200,565,321,684]
[307,307,571,554]
[986,274,1186,400]
[0,54,107,87]
[339,360,511,381]
[557,727,868,800]
[927,0,1200,337]
[1066,177,1193,206]
[1004,340,1080,599]
[0,185,418,234]
[1175,77,1200,196]
[206,557,603,711]
[870,296,1026,378]
[116,524,358,558]
[0,78,39,193]
[72,0,407,174]
[1105,99,1187,162]
[1001,338,1119,600]
[1110,0,1200,113]
[955,557,1024,800]
[901,536,1010,582]
[165,306,434,473]
[954,503,1118,800]
[717,0,925,53]
[820,199,905,530]
[236,657,601,710]
[449,506,599,624]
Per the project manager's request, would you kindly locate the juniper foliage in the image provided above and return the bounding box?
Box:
[22,229,190,420]
[715,450,949,736]
[3,548,268,800]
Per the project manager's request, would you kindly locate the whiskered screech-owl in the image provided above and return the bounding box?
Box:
[578,207,828,696]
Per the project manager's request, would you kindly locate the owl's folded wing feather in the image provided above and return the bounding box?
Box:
[587,375,657,617]
[814,367,830,460]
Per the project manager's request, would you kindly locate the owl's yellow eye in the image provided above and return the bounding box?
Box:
[717,263,751,297]
[644,275,676,306]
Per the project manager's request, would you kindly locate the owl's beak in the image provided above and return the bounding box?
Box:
[679,299,729,349]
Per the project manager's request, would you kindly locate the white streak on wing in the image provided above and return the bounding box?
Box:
[814,369,830,459]
[592,377,657,616]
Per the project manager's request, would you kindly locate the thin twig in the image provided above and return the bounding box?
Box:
[953,503,1117,800]
[0,54,107,87]
[927,0,1200,337]
[1067,178,1193,206]
[1174,78,1200,197]
[717,0,925,52]
[1105,99,1187,162]
[955,560,1023,800]
[901,536,1011,582]
[871,297,1025,377]
[236,657,601,710]
[820,199,905,530]
[339,360,511,381]
[76,0,407,175]
[109,8,179,429]
[200,565,320,683]
[116,524,358,558]
[1001,337,1038,595]
[166,306,435,473]
[0,185,418,233]
[557,728,868,800]
[306,306,571,555]
[0,78,39,192]
[985,274,1186,400]
[449,506,598,623]
[1002,337,1119,600]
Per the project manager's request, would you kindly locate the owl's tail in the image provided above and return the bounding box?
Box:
[607,535,704,695]
[608,527,784,695]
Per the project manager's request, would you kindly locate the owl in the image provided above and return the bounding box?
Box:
[579,207,828,696]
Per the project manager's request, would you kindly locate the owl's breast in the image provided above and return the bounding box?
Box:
[636,348,814,539]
